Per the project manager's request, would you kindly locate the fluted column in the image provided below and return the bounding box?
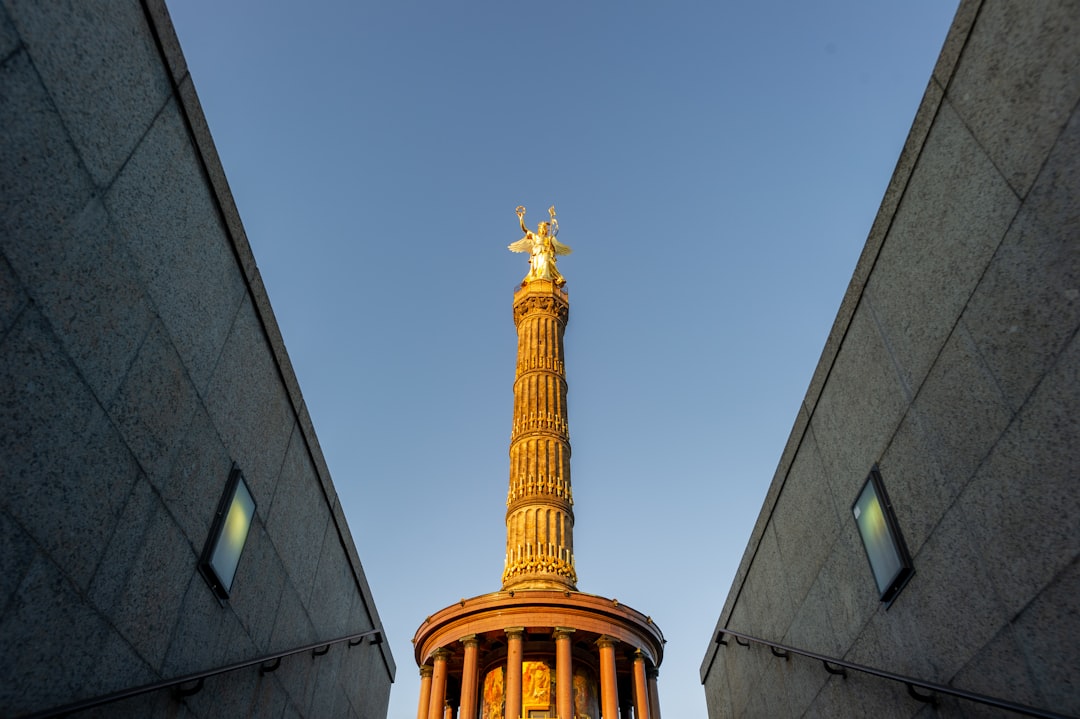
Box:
[506,627,524,719]
[417,665,433,719]
[503,281,577,591]
[459,635,479,719]
[427,649,451,719]
[597,636,618,719]
[647,668,661,719]
[632,651,650,719]
[554,627,574,719]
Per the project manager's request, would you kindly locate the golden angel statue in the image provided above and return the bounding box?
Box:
[508,205,573,286]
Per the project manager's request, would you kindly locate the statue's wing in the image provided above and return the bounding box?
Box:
[507,237,533,253]
[552,238,573,256]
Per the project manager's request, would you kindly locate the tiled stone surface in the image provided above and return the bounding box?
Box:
[0,554,151,715]
[26,198,155,406]
[963,108,1080,414]
[959,331,1080,618]
[817,522,877,652]
[0,252,26,347]
[949,623,1045,714]
[162,572,255,678]
[0,51,95,276]
[104,98,246,394]
[770,430,840,608]
[738,526,794,642]
[864,100,1018,397]
[265,426,331,603]
[947,0,1080,197]
[159,404,232,547]
[205,295,295,503]
[271,583,319,712]
[811,302,909,514]
[913,323,1012,487]
[108,320,200,483]
[930,0,982,89]
[876,408,949,557]
[0,3,18,60]
[229,518,286,651]
[88,480,196,671]
[4,0,170,186]
[1014,558,1080,715]
[0,307,141,590]
[308,522,358,638]
[0,507,35,618]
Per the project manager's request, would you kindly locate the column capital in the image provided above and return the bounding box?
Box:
[634,648,647,662]
[432,647,452,660]
[419,665,434,678]
[460,634,480,647]
[646,667,660,679]
[553,627,576,639]
[504,626,525,638]
[596,635,619,649]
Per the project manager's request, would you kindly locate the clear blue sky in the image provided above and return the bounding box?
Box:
[168,2,958,716]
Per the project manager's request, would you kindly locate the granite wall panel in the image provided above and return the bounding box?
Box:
[4,0,171,187]
[703,2,1080,715]
[0,1,394,715]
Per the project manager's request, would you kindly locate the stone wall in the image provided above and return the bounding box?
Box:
[0,1,394,716]
[700,1,1079,716]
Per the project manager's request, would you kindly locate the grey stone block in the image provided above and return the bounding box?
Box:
[947,0,1080,196]
[26,198,156,405]
[784,572,841,659]
[949,623,1046,715]
[0,507,35,618]
[915,322,1012,486]
[204,295,296,508]
[0,51,96,277]
[0,252,26,357]
[264,426,330,603]
[864,100,1018,397]
[108,319,200,484]
[270,577,318,655]
[930,0,982,90]
[818,522,878,652]
[161,571,255,678]
[811,303,909,511]
[247,674,289,719]
[894,500,1008,680]
[180,662,260,719]
[229,518,286,651]
[159,404,233,549]
[104,98,246,394]
[308,522,357,638]
[1014,558,1080,715]
[739,525,795,642]
[88,479,196,671]
[963,108,1080,414]
[957,330,1080,617]
[0,3,18,61]
[4,0,171,186]
[0,306,141,590]
[877,408,951,557]
[0,554,151,716]
[770,430,841,608]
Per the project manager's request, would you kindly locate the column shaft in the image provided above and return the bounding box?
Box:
[417,665,433,719]
[506,628,524,719]
[427,649,450,719]
[647,668,661,719]
[460,635,479,719]
[598,637,618,719]
[632,652,650,719]
[555,628,574,719]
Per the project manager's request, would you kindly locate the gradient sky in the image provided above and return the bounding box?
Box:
[167,3,959,716]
